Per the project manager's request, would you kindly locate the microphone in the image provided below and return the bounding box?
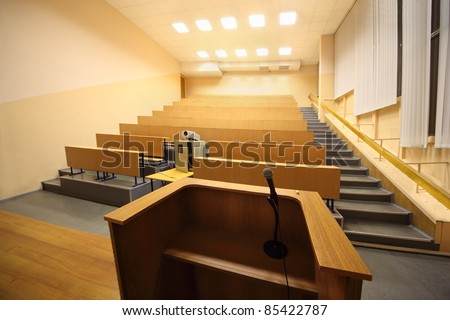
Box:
[262,168,287,259]
[263,167,278,206]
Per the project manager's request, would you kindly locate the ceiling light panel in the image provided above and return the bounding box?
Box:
[197,51,209,58]
[172,22,189,33]
[256,48,269,56]
[221,17,238,29]
[235,49,247,57]
[195,19,212,31]
[279,47,292,56]
[249,14,265,28]
[280,12,297,25]
[215,50,228,58]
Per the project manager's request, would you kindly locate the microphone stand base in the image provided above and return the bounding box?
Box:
[264,240,287,259]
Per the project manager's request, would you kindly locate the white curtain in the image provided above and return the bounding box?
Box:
[354,0,398,116]
[334,7,355,99]
[374,0,398,109]
[435,0,450,148]
[354,0,375,115]
[400,0,432,148]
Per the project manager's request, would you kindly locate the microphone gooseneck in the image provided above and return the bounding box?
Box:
[262,168,287,259]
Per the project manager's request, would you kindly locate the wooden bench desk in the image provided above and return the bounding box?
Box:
[65,145,148,186]
[119,124,315,145]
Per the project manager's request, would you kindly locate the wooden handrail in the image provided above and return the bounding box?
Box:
[309,94,450,209]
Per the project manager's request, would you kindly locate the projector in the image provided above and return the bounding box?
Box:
[181,130,200,141]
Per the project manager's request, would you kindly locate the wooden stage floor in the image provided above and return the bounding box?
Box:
[0,210,119,299]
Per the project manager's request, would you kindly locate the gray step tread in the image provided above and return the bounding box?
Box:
[59,172,140,190]
[340,186,392,196]
[327,150,353,154]
[42,178,62,187]
[335,199,409,214]
[343,218,433,242]
[327,156,360,160]
[308,124,329,127]
[340,175,380,184]
[339,166,368,172]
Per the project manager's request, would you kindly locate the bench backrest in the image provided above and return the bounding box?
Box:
[164,105,301,115]
[193,157,340,200]
[152,110,303,120]
[65,146,142,177]
[119,124,315,145]
[137,116,307,131]
[96,133,166,158]
[206,141,326,165]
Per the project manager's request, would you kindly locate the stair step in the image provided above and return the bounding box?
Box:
[321,144,349,151]
[343,218,438,250]
[304,118,319,121]
[315,141,346,149]
[308,127,330,132]
[339,165,368,175]
[41,178,62,193]
[340,175,380,187]
[327,156,361,166]
[314,136,343,143]
[43,171,154,206]
[340,187,393,202]
[335,200,410,223]
[310,128,333,134]
[58,168,72,176]
[314,132,338,138]
[307,123,329,127]
[327,149,353,157]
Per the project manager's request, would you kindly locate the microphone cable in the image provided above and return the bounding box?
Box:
[279,219,290,300]
[273,199,290,300]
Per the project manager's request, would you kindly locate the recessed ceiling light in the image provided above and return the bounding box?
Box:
[195,19,212,31]
[249,14,265,28]
[256,48,268,56]
[235,49,247,57]
[221,17,238,30]
[172,22,189,33]
[215,50,228,58]
[280,12,297,25]
[279,47,292,56]
[197,51,209,58]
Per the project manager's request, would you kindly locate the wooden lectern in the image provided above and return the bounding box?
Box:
[105,178,371,300]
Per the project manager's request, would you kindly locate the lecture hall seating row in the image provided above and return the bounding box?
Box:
[64,95,338,199]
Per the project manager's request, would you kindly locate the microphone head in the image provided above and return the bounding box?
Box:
[263,167,273,179]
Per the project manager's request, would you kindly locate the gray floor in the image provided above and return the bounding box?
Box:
[1,190,450,300]
[0,190,115,236]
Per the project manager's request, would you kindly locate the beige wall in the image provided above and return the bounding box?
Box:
[319,35,335,100]
[185,65,318,107]
[0,0,181,199]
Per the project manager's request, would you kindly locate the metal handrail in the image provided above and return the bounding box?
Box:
[309,94,450,209]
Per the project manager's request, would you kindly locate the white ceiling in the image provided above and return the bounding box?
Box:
[105,0,355,74]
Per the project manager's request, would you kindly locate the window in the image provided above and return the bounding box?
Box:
[429,0,440,136]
